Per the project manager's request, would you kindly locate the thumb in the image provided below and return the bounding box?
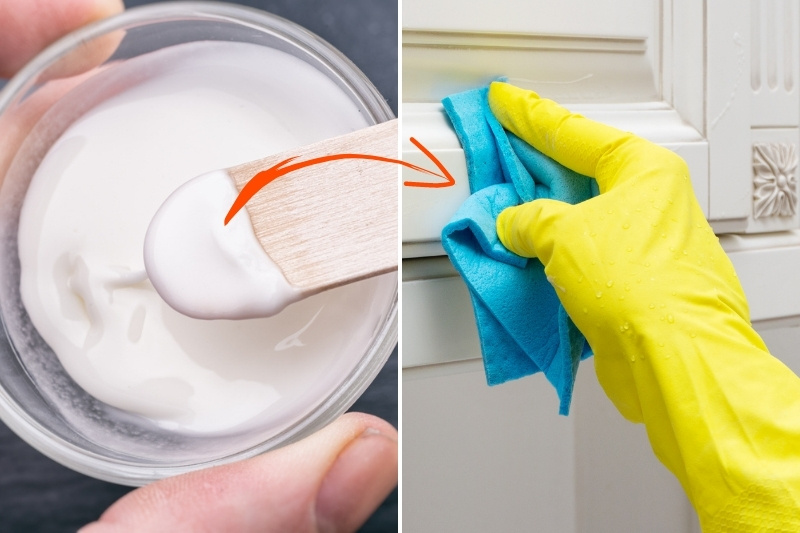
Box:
[0,0,123,78]
[79,413,398,533]
[496,198,571,264]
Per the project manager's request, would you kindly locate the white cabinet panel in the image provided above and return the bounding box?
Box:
[721,231,800,322]
[403,0,656,40]
[403,0,659,105]
[403,358,698,533]
[403,0,800,241]
[402,271,480,367]
[402,32,658,105]
[758,323,800,375]
[403,360,578,532]
[573,364,698,533]
[706,0,752,224]
[401,265,800,531]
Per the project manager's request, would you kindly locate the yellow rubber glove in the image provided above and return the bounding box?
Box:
[489,81,800,530]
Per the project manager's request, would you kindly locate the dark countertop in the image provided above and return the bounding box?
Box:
[0,1,398,531]
[0,351,397,532]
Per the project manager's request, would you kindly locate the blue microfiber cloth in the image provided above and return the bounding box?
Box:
[440,86,598,415]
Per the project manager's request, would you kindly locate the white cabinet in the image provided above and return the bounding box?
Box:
[403,0,800,244]
[402,1,800,531]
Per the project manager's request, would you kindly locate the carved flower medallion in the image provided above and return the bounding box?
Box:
[753,142,798,219]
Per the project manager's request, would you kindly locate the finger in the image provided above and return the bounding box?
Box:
[488,81,688,193]
[496,198,571,263]
[0,0,123,78]
[0,0,124,191]
[79,413,398,533]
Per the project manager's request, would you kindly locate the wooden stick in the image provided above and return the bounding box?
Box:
[228,119,398,293]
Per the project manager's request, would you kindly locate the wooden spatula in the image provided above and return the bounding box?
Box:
[226,118,398,292]
[144,119,398,320]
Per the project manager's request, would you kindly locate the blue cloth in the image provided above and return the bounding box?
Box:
[440,87,597,415]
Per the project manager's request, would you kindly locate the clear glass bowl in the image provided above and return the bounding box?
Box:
[0,2,397,485]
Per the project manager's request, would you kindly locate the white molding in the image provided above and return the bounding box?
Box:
[706,0,752,222]
[404,30,648,52]
[403,29,657,105]
[721,231,800,325]
[750,0,799,128]
[662,0,705,133]
[402,232,800,369]
[402,0,658,38]
[401,101,707,254]
[403,241,446,259]
[402,275,481,368]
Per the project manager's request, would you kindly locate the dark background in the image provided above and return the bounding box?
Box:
[0,1,398,531]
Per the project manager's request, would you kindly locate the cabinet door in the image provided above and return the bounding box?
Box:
[402,1,800,532]
[403,0,800,249]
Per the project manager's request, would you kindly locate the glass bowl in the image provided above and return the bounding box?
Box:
[0,2,397,485]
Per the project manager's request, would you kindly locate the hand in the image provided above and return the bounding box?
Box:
[0,0,125,184]
[80,413,398,533]
[489,81,800,529]
[0,0,123,77]
[1,2,398,532]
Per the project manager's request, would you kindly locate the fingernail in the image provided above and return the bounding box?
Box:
[315,427,398,533]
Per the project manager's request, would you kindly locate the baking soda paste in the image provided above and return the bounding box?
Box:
[144,169,304,320]
[16,41,396,434]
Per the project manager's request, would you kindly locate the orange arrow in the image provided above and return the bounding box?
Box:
[225,137,455,225]
[401,137,456,189]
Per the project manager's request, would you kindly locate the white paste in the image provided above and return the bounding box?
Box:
[17,42,396,434]
[144,170,303,320]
